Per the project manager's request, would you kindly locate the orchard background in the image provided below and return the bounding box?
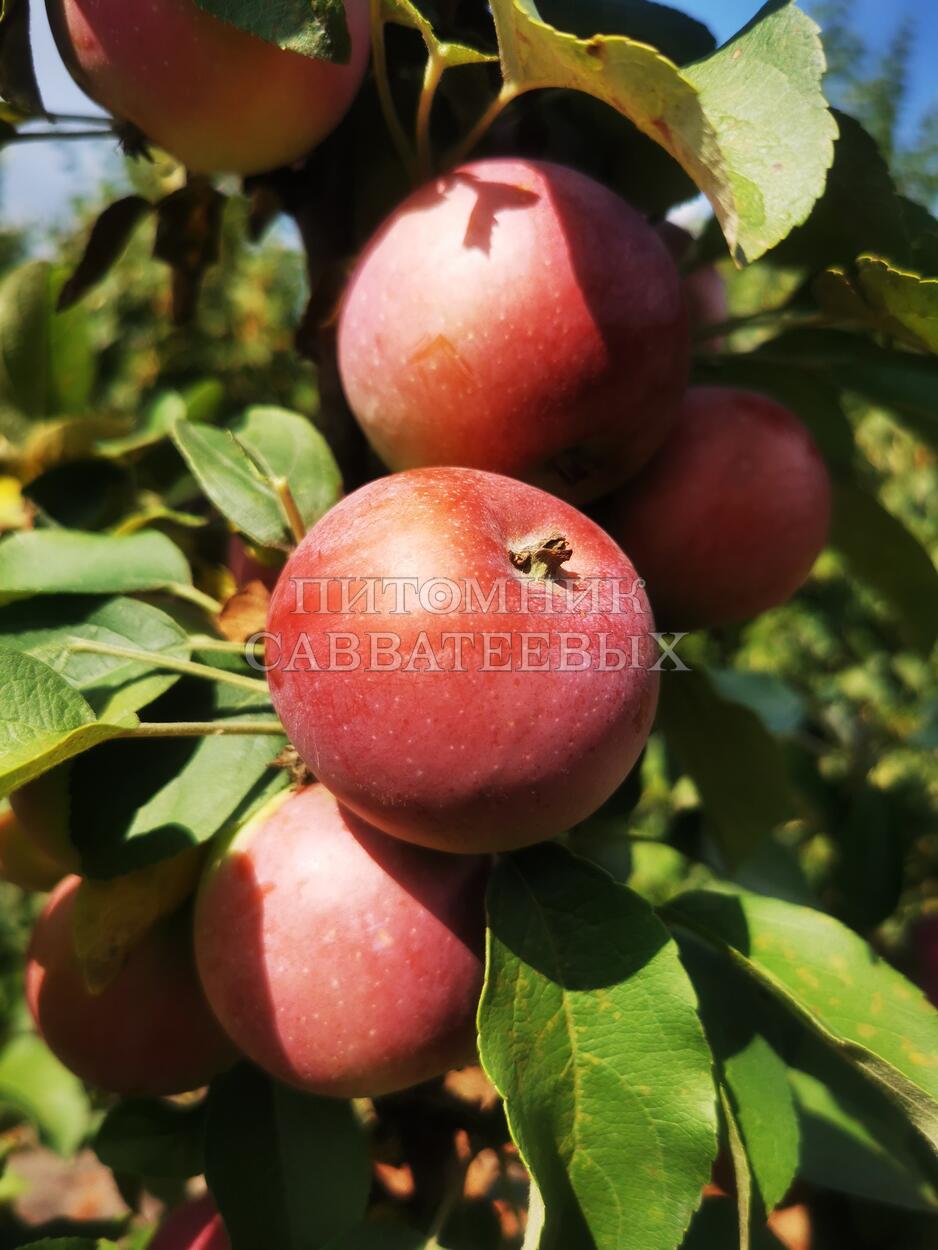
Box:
[0,1,935,1249]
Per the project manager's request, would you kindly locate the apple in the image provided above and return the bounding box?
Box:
[658,222,729,349]
[0,802,65,893]
[26,875,235,1096]
[601,387,832,630]
[47,0,371,175]
[227,535,283,592]
[264,467,660,853]
[151,1194,229,1250]
[195,783,488,1098]
[9,766,80,873]
[338,158,689,504]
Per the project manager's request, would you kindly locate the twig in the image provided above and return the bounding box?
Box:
[68,639,270,697]
[273,477,308,546]
[416,51,445,181]
[118,720,284,738]
[166,582,224,615]
[369,0,415,175]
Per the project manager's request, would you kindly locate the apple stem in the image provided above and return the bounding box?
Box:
[119,721,284,739]
[165,581,224,615]
[509,532,573,581]
[67,639,270,697]
[416,51,445,181]
[273,477,308,546]
[370,0,416,178]
[445,85,519,169]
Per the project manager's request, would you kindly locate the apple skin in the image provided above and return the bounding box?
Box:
[600,387,832,630]
[265,467,660,854]
[151,1195,229,1250]
[195,784,488,1098]
[26,876,236,1096]
[0,802,65,893]
[657,222,729,348]
[338,158,689,504]
[47,0,371,175]
[9,766,81,873]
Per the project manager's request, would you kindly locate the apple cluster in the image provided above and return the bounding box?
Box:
[12,7,838,1242]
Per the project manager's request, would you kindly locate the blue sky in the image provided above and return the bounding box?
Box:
[2,0,936,229]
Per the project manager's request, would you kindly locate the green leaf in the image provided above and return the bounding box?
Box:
[829,478,938,656]
[665,889,938,1154]
[231,406,342,532]
[58,196,153,312]
[0,529,192,605]
[708,670,807,738]
[0,261,95,420]
[790,1067,938,1213]
[0,1032,91,1155]
[193,0,352,62]
[95,1097,206,1180]
[489,0,835,263]
[97,391,188,458]
[719,1085,752,1249]
[0,651,136,801]
[479,844,718,1250]
[537,0,716,65]
[172,419,287,548]
[382,0,497,68]
[817,256,938,354]
[657,669,798,869]
[678,934,800,1215]
[205,1065,370,1250]
[0,595,189,718]
[68,680,285,877]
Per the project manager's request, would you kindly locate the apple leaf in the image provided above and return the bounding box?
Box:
[829,478,938,657]
[665,889,938,1154]
[193,0,352,62]
[95,1097,207,1180]
[0,595,190,719]
[0,650,136,801]
[0,530,193,605]
[0,0,44,118]
[58,195,153,312]
[382,0,497,68]
[205,1065,370,1250]
[73,846,205,991]
[0,1032,91,1156]
[67,681,286,878]
[231,406,343,535]
[537,0,716,65]
[678,933,800,1216]
[816,256,938,353]
[657,668,798,870]
[489,0,835,263]
[479,844,718,1250]
[790,1067,938,1213]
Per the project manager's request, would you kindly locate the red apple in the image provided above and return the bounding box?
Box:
[338,158,689,504]
[195,784,488,1098]
[658,222,729,349]
[601,387,832,630]
[26,876,235,1096]
[0,802,65,893]
[151,1194,229,1250]
[265,467,660,853]
[47,0,371,175]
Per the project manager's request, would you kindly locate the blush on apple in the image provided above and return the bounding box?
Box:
[265,467,660,853]
[150,1194,229,1250]
[195,784,488,1098]
[47,0,371,175]
[338,158,689,504]
[601,387,832,630]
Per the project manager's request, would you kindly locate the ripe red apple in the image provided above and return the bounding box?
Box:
[338,158,689,504]
[601,387,832,630]
[47,0,371,175]
[26,876,235,1096]
[265,467,660,853]
[195,784,488,1098]
[0,802,65,893]
[151,1195,228,1250]
[658,222,729,349]
[9,766,80,873]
